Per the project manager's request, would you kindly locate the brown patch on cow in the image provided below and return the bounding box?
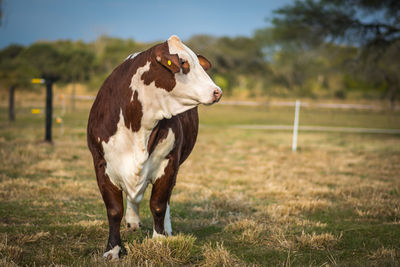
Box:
[156,53,180,74]
[150,155,177,235]
[141,42,179,92]
[123,90,143,131]
[176,107,198,164]
[147,122,160,154]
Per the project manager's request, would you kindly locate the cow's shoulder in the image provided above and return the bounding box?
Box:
[88,51,150,145]
[147,108,198,165]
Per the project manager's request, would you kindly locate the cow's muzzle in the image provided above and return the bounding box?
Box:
[212,88,223,103]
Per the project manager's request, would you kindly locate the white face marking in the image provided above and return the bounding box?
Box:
[168,35,221,106]
[97,137,100,142]
[103,245,121,260]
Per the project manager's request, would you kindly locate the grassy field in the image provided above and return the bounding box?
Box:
[0,100,400,266]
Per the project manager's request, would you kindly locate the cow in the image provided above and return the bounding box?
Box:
[87,35,222,259]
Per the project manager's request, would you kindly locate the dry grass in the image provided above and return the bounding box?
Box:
[294,231,342,250]
[200,242,247,267]
[123,234,196,266]
[0,101,400,265]
[369,246,399,260]
[0,234,23,263]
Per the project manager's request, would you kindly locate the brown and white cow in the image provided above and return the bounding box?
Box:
[87,35,222,259]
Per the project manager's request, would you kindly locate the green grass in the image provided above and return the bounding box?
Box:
[199,104,400,128]
[0,102,400,266]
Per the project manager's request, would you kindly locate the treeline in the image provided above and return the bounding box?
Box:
[0,35,389,99]
[1,0,399,105]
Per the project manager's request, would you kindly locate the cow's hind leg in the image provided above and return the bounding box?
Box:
[150,157,177,237]
[94,158,124,260]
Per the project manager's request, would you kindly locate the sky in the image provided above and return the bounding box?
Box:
[0,0,293,48]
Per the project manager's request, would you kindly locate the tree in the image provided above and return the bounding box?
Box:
[0,45,38,121]
[21,42,67,81]
[263,0,400,106]
[187,35,269,95]
[54,42,95,111]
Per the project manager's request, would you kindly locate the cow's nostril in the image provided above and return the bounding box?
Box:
[213,89,222,102]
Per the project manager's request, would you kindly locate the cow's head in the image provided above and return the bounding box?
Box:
[152,35,222,107]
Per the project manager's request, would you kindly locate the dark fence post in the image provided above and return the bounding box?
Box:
[8,86,15,122]
[45,80,53,142]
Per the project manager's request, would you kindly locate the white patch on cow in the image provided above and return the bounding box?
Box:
[125,52,140,61]
[153,228,165,238]
[129,61,151,101]
[164,203,172,236]
[102,110,151,202]
[103,245,120,260]
[97,137,100,142]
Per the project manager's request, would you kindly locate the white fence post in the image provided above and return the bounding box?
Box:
[292,100,301,152]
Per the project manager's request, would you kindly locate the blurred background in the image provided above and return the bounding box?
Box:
[1,0,400,266]
[1,0,399,108]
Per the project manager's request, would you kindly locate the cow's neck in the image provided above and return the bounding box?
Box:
[126,61,196,156]
[129,61,195,130]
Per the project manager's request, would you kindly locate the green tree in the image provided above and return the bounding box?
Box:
[187,35,269,96]
[0,45,38,121]
[264,0,400,106]
[54,42,95,110]
[21,43,66,81]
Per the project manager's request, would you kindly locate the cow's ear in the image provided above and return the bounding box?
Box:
[156,53,180,74]
[197,55,211,71]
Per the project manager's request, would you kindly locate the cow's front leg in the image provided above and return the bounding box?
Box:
[125,197,141,230]
[150,157,177,237]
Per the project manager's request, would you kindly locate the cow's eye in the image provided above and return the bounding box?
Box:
[180,59,190,74]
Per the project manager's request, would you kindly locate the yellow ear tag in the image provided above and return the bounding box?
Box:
[167,60,172,66]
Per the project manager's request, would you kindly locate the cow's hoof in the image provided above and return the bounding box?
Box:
[152,229,168,238]
[127,222,141,230]
[103,245,121,260]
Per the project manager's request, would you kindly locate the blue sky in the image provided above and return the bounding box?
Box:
[0,0,293,48]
